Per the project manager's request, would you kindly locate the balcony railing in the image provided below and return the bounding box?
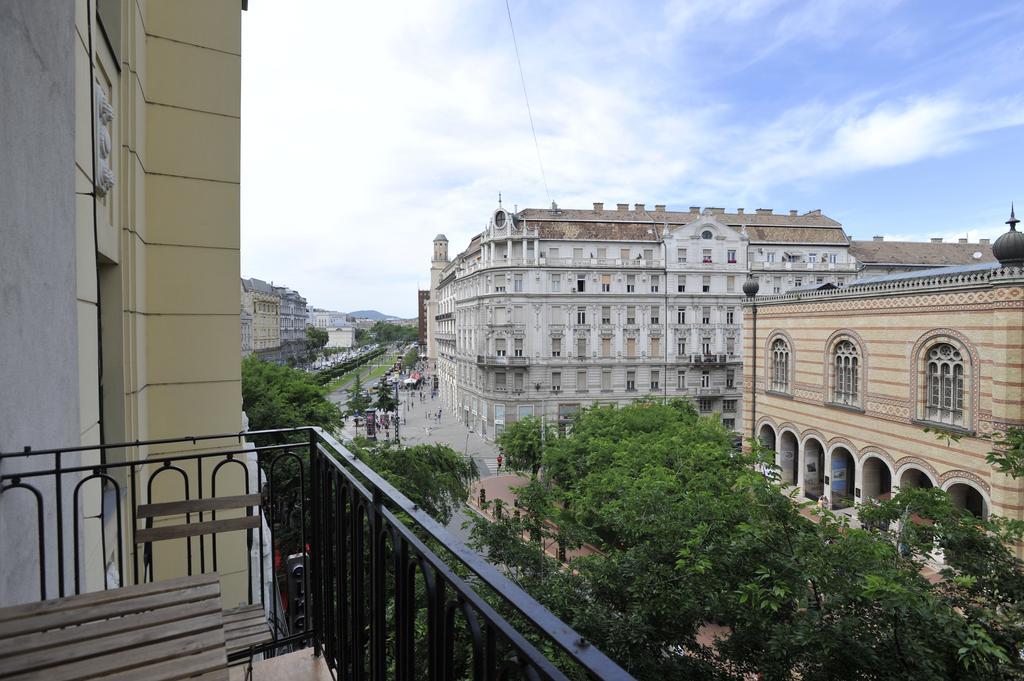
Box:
[477,355,530,367]
[688,353,742,365]
[0,428,632,680]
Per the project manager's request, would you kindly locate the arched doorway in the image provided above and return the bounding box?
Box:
[861,456,893,501]
[779,431,798,486]
[899,467,934,489]
[802,438,825,500]
[759,424,776,452]
[829,447,856,509]
[946,482,987,519]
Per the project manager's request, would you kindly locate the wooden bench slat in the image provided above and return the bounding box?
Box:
[2,612,223,676]
[225,631,274,655]
[0,583,221,639]
[136,495,262,519]
[85,647,229,681]
[222,603,263,617]
[225,622,270,639]
[5,627,225,681]
[0,599,221,658]
[135,516,260,544]
[0,574,219,623]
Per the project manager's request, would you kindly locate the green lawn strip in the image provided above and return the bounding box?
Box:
[325,354,397,394]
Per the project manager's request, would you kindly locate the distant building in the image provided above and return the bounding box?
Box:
[308,308,350,329]
[418,289,430,349]
[850,236,995,278]
[428,234,449,364]
[242,278,282,363]
[327,327,355,349]
[276,287,308,361]
[743,211,1024,526]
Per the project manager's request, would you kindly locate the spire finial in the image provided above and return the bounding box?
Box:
[498,192,503,208]
[1008,203,1019,232]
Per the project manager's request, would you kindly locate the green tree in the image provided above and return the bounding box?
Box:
[306,326,328,352]
[466,400,1024,680]
[402,347,419,370]
[349,441,477,524]
[345,372,371,416]
[495,416,549,475]
[241,355,342,432]
[375,382,399,413]
[988,428,1024,479]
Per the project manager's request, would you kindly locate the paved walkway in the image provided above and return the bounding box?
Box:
[336,378,502,479]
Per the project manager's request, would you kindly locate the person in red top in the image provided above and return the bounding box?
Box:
[496,454,504,473]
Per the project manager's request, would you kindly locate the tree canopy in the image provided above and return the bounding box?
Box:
[350,440,477,524]
[466,399,1024,680]
[241,355,342,432]
[345,372,371,416]
[494,416,550,475]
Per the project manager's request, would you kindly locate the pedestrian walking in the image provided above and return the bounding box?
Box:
[437,409,442,421]
[496,454,503,474]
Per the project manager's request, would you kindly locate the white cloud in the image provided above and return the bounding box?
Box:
[240,1,1024,317]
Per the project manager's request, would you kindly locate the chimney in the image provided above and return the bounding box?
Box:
[930,238,943,243]
[617,203,629,211]
[806,209,822,216]
[755,208,773,215]
[736,208,744,215]
[980,238,990,245]
[593,202,603,213]
[690,207,701,214]
[789,210,798,216]
[634,203,645,212]
[958,238,968,244]
[873,236,884,242]
[654,204,666,211]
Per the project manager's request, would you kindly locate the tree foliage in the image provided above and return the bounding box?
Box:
[988,427,1024,479]
[375,382,399,413]
[403,347,419,370]
[345,372,371,416]
[466,399,1024,680]
[241,355,342,433]
[368,321,419,344]
[349,440,478,524]
[495,416,550,475]
[306,326,328,352]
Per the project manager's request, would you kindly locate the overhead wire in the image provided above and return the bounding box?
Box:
[505,0,552,204]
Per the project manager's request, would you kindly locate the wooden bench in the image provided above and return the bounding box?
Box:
[0,573,229,681]
[135,493,274,661]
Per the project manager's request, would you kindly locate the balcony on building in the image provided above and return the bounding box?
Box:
[687,353,742,365]
[0,428,630,680]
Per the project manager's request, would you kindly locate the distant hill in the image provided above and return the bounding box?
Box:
[346,309,400,321]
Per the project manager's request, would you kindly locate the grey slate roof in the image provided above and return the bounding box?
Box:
[849,261,1000,287]
[849,240,995,267]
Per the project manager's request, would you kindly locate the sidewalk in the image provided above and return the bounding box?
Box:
[336,380,502,478]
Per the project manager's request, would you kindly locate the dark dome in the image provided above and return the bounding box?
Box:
[742,277,760,297]
[993,206,1024,265]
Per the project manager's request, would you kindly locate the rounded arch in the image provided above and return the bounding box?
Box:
[895,458,939,490]
[910,329,980,431]
[801,433,827,500]
[756,416,780,437]
[859,451,895,501]
[823,329,868,406]
[800,429,828,449]
[941,476,991,519]
[777,428,800,486]
[826,442,857,508]
[765,330,795,394]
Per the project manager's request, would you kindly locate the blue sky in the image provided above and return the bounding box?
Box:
[241,1,1024,317]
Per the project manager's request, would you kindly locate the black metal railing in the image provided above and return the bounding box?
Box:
[0,427,633,680]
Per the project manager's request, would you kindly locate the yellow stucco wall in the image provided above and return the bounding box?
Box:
[74,0,247,601]
[742,279,1024,523]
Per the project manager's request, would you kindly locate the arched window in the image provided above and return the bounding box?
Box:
[770,338,789,393]
[925,344,964,426]
[832,340,859,406]
[701,230,713,240]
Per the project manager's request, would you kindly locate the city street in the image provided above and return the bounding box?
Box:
[333,370,502,479]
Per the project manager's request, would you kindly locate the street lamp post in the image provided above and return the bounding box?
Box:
[743,276,760,443]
